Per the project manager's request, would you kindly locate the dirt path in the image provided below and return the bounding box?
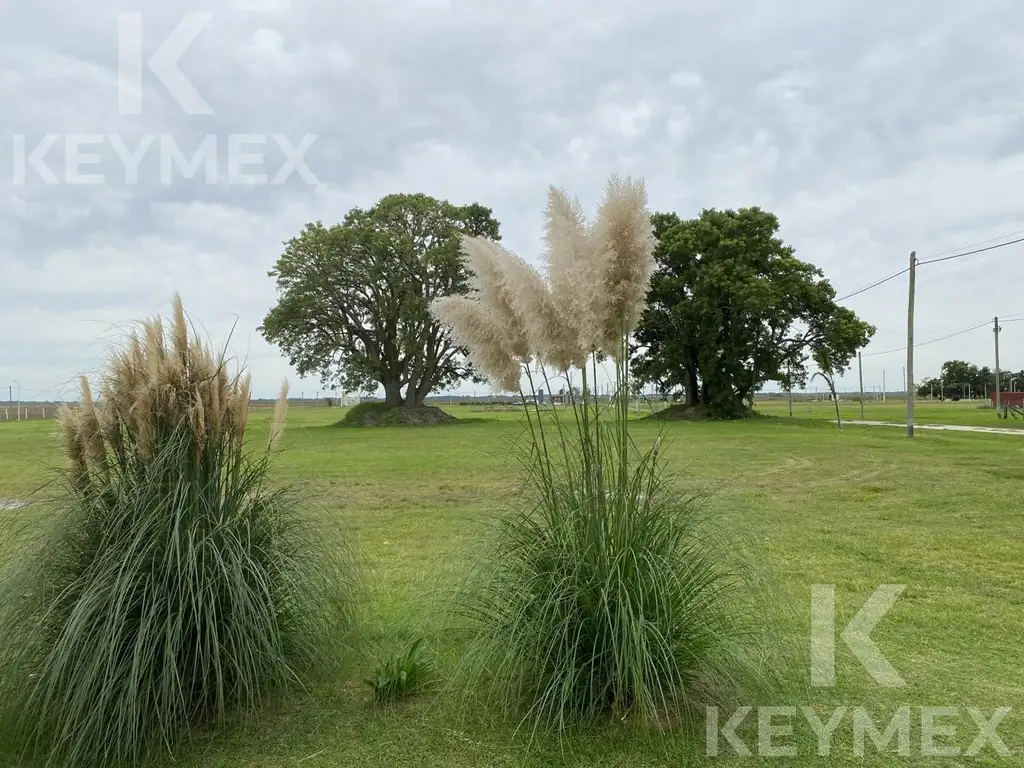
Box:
[843,420,1024,436]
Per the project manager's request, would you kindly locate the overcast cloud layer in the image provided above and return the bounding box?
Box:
[3,0,1024,400]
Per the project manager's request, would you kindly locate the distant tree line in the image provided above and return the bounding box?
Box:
[916,360,1024,399]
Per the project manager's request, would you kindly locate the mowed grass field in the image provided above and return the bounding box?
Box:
[1,407,1022,766]
[756,397,1024,429]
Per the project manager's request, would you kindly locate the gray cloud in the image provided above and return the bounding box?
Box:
[3,0,1024,398]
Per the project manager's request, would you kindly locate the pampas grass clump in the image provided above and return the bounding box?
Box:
[0,295,357,767]
[433,176,769,735]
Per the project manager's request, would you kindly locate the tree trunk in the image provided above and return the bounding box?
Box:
[383,377,404,406]
[405,358,437,408]
[404,382,426,408]
[411,377,432,407]
[684,362,699,407]
[734,383,752,415]
[826,377,841,428]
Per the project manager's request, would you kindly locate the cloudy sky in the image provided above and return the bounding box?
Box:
[3,0,1024,401]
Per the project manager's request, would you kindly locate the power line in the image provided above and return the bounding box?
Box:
[835,267,910,302]
[917,235,1024,265]
[861,320,991,357]
[920,228,1024,259]
[836,230,1024,302]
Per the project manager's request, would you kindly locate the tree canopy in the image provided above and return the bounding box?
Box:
[632,207,875,417]
[259,193,500,407]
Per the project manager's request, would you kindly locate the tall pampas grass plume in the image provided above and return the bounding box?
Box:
[434,175,655,386]
[459,236,533,360]
[590,174,657,358]
[268,378,289,450]
[543,186,605,356]
[431,294,523,391]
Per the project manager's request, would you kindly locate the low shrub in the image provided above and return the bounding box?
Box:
[0,295,358,768]
[459,427,754,731]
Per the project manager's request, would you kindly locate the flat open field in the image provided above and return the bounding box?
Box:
[757,397,1024,429]
[2,408,1022,766]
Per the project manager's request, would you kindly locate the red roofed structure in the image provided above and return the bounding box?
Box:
[990,391,1024,407]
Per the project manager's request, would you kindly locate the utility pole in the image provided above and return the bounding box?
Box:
[858,352,865,419]
[906,251,916,438]
[882,370,886,403]
[994,316,1002,418]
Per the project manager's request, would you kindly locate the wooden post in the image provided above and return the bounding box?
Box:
[858,352,865,420]
[906,251,916,437]
[994,316,1001,418]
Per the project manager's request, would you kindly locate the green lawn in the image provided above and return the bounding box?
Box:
[1,408,1022,766]
[757,396,1024,429]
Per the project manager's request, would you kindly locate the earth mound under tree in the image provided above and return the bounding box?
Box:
[340,402,456,427]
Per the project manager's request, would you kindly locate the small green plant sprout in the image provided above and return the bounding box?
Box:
[365,637,435,704]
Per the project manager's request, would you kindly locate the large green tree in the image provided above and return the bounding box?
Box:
[260,193,500,407]
[632,207,875,416]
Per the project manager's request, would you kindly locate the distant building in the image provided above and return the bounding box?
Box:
[991,391,1024,407]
